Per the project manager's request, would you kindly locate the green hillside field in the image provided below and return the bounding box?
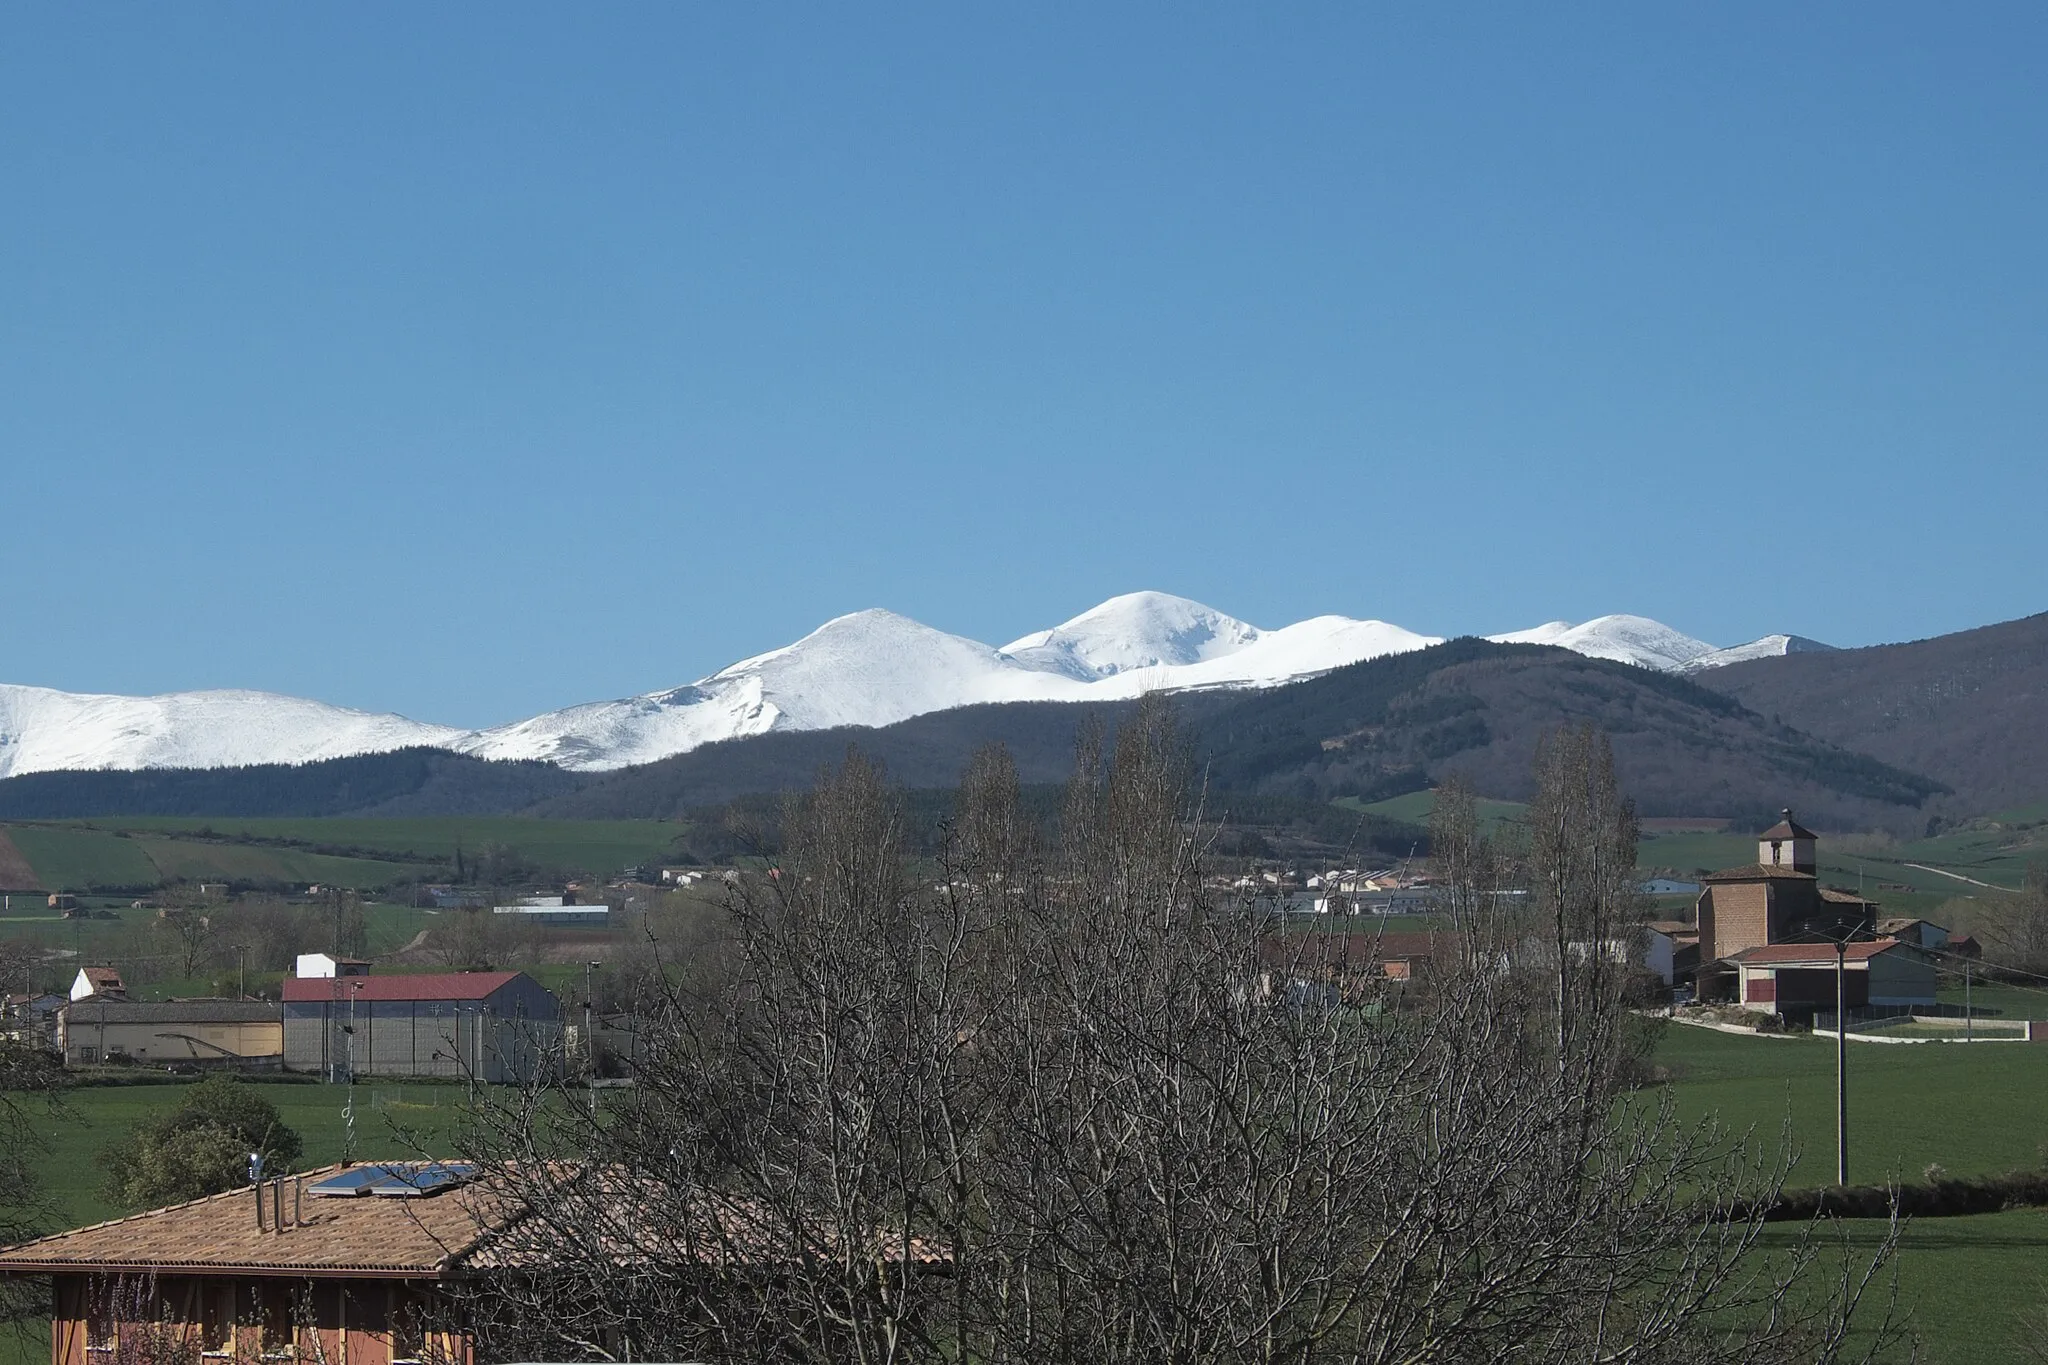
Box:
[1357,791,2043,919]
[0,816,693,894]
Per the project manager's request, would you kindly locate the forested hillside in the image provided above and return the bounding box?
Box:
[0,749,583,820]
[1698,611,2048,818]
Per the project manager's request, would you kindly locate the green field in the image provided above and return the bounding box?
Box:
[0,816,694,895]
[101,817,691,870]
[1656,1025,2048,1361]
[1758,1212,2048,1363]
[1352,792,2044,925]
[1658,1024,2048,1184]
[4,826,160,891]
[26,1080,469,1232]
[1352,790,1528,837]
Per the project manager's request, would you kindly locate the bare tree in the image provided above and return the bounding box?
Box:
[1982,859,2048,976]
[448,702,1905,1364]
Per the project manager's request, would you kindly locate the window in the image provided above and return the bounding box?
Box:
[199,1283,233,1358]
[389,1288,427,1365]
[84,1303,116,1355]
[244,1283,297,1359]
[78,1047,98,1065]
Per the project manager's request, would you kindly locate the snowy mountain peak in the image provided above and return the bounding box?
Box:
[0,682,463,781]
[1003,591,1261,680]
[1487,615,1717,672]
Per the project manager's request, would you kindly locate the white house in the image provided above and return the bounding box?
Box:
[69,967,125,1002]
[294,953,370,979]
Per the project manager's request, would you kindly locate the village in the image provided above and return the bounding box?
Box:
[0,799,2034,1363]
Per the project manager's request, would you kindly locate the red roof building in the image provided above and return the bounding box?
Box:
[282,973,558,1084]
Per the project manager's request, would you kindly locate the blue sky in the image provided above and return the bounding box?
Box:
[4,5,2044,728]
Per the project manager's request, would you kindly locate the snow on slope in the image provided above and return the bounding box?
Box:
[0,596,1809,778]
[1681,634,1836,671]
[459,610,1085,770]
[0,683,464,780]
[1486,615,1718,672]
[1004,592,1263,679]
[463,597,1441,770]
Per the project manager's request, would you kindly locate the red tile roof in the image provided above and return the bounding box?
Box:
[1701,864,1817,884]
[0,1165,512,1278]
[1730,941,1906,966]
[281,972,524,1003]
[0,1165,951,1278]
[1759,812,1818,841]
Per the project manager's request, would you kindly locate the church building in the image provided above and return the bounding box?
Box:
[1693,810,1935,1016]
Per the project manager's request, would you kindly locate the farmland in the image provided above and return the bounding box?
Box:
[1358,791,2042,925]
[0,816,694,894]
[1655,1025,2048,1361]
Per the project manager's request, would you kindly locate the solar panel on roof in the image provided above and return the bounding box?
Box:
[365,1162,481,1197]
[307,1162,480,1198]
[307,1165,403,1197]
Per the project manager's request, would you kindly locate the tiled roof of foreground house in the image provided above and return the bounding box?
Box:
[0,1165,514,1278]
[460,1172,950,1272]
[0,1164,950,1279]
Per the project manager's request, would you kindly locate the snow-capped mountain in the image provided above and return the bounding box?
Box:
[1681,634,1837,671]
[458,610,1082,770]
[1004,593,1264,679]
[459,596,1441,769]
[0,683,464,780]
[0,593,1818,778]
[1485,615,1719,672]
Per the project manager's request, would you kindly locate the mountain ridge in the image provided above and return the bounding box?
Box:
[0,591,1826,779]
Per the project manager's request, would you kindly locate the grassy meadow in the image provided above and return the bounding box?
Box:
[1655,1024,2048,1362]
[28,1079,470,1232]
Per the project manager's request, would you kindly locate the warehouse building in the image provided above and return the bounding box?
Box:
[281,971,561,1084]
[59,1000,283,1070]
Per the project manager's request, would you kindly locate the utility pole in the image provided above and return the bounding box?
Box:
[343,981,363,1166]
[585,960,603,1119]
[1835,934,1848,1187]
[1965,956,1974,1043]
